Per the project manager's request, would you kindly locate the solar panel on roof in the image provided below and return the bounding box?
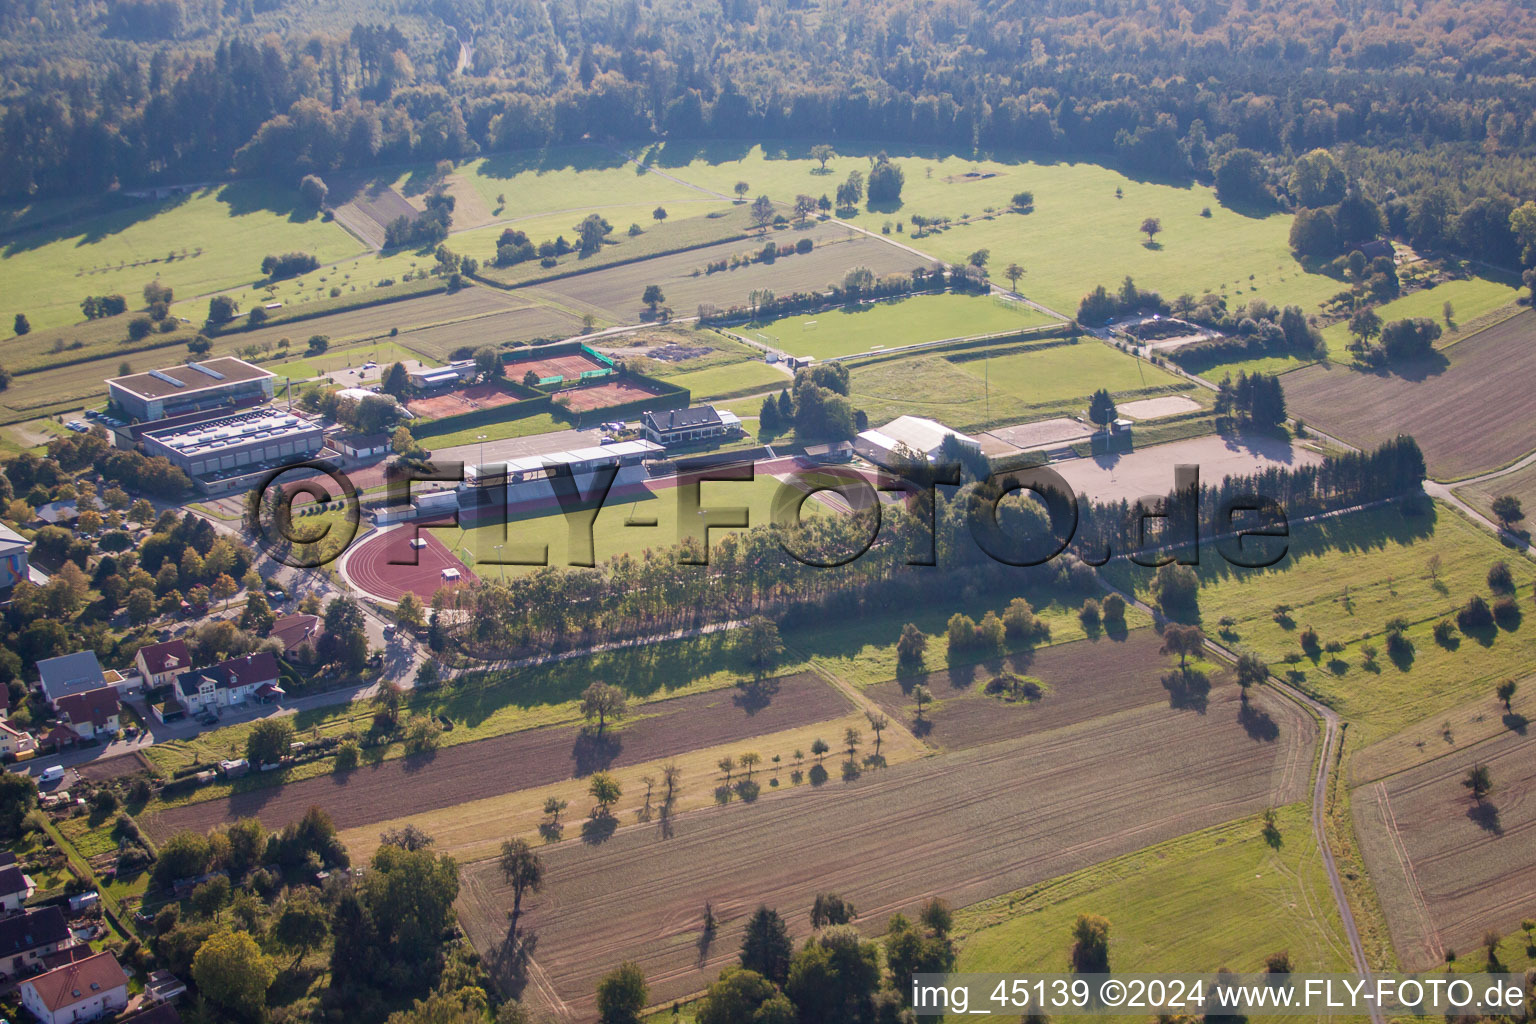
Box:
[148,369,186,388]
[188,361,226,380]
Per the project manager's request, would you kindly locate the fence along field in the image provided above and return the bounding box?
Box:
[1285,310,1536,481]
[459,673,1315,1013]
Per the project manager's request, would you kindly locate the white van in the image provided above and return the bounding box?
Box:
[39,765,66,783]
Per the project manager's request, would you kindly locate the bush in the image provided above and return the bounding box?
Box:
[1079,599,1101,630]
[795,237,813,254]
[1488,561,1515,593]
[1432,619,1458,646]
[1101,593,1126,624]
[1493,596,1520,628]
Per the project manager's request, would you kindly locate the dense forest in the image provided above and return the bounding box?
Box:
[4,0,1536,261]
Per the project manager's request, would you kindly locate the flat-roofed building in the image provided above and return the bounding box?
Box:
[139,407,327,493]
[854,415,982,469]
[106,358,275,423]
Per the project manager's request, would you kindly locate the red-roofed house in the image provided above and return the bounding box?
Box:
[269,614,321,658]
[19,950,129,1024]
[135,638,193,689]
[54,687,121,741]
[174,651,279,714]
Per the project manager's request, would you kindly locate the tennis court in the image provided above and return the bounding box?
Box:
[405,382,524,419]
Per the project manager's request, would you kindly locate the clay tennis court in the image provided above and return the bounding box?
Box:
[405,382,523,419]
[553,377,668,411]
[345,521,476,602]
[503,349,609,382]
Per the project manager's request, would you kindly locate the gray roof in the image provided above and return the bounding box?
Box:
[0,907,68,958]
[643,406,722,432]
[36,651,105,701]
[0,523,26,551]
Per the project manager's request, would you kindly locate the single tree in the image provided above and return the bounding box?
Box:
[718,755,735,784]
[866,711,889,758]
[810,144,835,172]
[1491,494,1525,527]
[1234,652,1268,701]
[271,888,329,968]
[1463,763,1492,803]
[652,206,668,223]
[1088,388,1118,431]
[733,181,750,201]
[596,962,647,1024]
[581,682,628,736]
[738,751,761,779]
[192,930,278,1021]
[1068,914,1111,974]
[499,837,544,928]
[12,314,29,336]
[589,771,621,815]
[912,684,933,721]
[1348,307,1383,350]
[641,284,665,313]
[1496,679,1518,711]
[844,727,861,760]
[1161,623,1205,669]
[750,194,775,230]
[810,738,829,764]
[1004,263,1025,292]
[543,796,568,828]
[1140,217,1162,243]
[896,622,927,664]
[741,906,794,984]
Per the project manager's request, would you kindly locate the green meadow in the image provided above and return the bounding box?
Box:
[1,181,363,332]
[644,143,1340,318]
[954,804,1352,975]
[731,291,1057,360]
[1105,501,1536,744]
[1318,275,1522,354]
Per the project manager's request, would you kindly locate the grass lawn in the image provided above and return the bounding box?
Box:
[1319,275,1522,355]
[1,181,364,333]
[1104,501,1536,745]
[848,337,1189,432]
[653,360,789,401]
[414,412,568,449]
[645,142,1340,318]
[730,292,1057,360]
[456,146,708,220]
[954,804,1352,974]
[448,476,821,572]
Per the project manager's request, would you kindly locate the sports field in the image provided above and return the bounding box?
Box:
[652,360,789,402]
[1104,501,1536,744]
[406,382,524,419]
[345,521,477,602]
[553,377,666,412]
[847,337,1189,431]
[504,348,608,381]
[1287,311,1536,480]
[0,181,365,332]
[732,292,1057,360]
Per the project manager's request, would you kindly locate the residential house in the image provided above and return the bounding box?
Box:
[19,950,129,1024]
[0,906,74,979]
[174,651,279,714]
[141,972,187,1005]
[0,719,37,757]
[134,639,193,690]
[0,522,29,591]
[32,501,77,528]
[54,687,121,741]
[35,652,105,709]
[269,614,321,660]
[327,431,392,460]
[0,861,36,912]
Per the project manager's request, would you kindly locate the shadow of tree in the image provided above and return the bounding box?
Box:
[733,676,780,714]
[1238,701,1280,741]
[1161,668,1210,712]
[572,731,621,775]
[538,822,564,843]
[492,926,537,999]
[580,813,618,844]
[1466,801,1503,835]
[1503,712,1528,735]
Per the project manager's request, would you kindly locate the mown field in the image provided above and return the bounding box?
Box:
[1352,725,1536,971]
[1,181,365,332]
[650,360,788,401]
[459,676,1313,1013]
[1455,458,1536,530]
[529,220,915,322]
[846,336,1189,432]
[1104,501,1536,745]
[954,802,1352,975]
[1286,311,1536,481]
[730,292,1056,360]
[639,142,1341,317]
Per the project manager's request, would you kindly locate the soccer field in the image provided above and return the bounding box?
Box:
[734,292,1057,360]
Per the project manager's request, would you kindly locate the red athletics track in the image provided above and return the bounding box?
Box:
[345,520,476,603]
